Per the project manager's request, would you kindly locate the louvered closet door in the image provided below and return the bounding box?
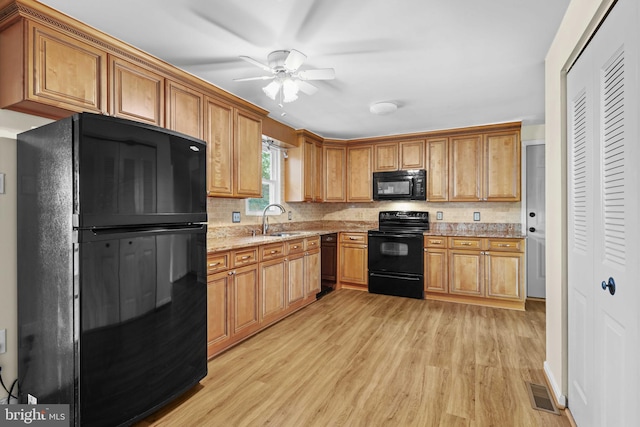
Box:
[567,0,639,425]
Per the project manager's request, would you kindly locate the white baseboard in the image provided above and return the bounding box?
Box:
[544,360,567,408]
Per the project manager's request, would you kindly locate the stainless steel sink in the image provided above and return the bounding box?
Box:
[270,232,302,237]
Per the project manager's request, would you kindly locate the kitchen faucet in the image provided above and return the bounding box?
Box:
[262,203,286,235]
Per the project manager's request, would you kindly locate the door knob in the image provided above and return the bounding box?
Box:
[601,277,616,295]
[529,227,536,232]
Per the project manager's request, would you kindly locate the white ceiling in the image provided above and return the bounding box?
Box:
[38,0,570,140]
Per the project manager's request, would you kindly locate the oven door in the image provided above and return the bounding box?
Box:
[367,231,423,275]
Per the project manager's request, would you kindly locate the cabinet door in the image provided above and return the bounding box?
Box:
[426,137,448,201]
[347,145,372,202]
[373,142,399,172]
[449,249,483,296]
[166,79,204,139]
[110,56,164,126]
[234,109,262,198]
[399,139,425,170]
[29,22,107,114]
[287,253,306,305]
[305,250,321,297]
[231,264,259,337]
[303,139,315,201]
[207,271,231,358]
[424,248,448,293]
[485,251,523,300]
[205,97,234,196]
[339,244,368,285]
[314,142,324,201]
[449,134,483,201]
[259,258,287,323]
[324,146,347,202]
[484,131,521,201]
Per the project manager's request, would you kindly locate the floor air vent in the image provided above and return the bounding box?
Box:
[526,382,560,415]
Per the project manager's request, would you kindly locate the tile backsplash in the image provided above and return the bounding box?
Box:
[207,197,521,235]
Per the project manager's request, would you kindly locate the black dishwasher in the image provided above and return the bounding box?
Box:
[317,233,337,298]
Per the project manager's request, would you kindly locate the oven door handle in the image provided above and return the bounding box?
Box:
[369,233,421,239]
[369,272,421,281]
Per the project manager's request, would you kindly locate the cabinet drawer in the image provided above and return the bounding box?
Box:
[260,243,286,261]
[448,237,483,250]
[424,236,446,248]
[232,247,258,267]
[340,232,367,244]
[286,239,305,255]
[487,238,523,252]
[305,236,320,251]
[207,252,229,274]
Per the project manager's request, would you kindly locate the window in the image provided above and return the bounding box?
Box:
[246,143,282,215]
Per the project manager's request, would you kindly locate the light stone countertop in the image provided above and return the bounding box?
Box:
[207,223,524,254]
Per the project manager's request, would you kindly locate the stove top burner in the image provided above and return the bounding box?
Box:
[375,210,429,233]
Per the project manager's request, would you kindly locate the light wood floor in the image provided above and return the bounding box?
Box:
[138,290,571,427]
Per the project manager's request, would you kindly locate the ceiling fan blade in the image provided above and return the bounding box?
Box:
[239,56,272,72]
[233,76,275,82]
[297,68,336,80]
[284,49,307,72]
[297,80,318,96]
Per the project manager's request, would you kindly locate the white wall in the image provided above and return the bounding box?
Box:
[544,0,615,406]
[0,110,51,385]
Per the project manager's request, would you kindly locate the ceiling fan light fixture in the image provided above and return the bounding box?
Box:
[282,78,299,103]
[263,80,281,100]
[369,102,397,115]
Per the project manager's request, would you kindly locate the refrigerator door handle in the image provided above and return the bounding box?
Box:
[80,223,207,241]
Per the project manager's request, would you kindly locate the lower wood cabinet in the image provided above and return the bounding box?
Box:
[230,263,260,337]
[305,249,321,297]
[424,236,448,294]
[424,236,525,310]
[206,262,259,358]
[287,252,306,306]
[259,257,287,324]
[207,236,320,359]
[338,232,368,289]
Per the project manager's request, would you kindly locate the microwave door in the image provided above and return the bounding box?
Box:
[377,179,413,198]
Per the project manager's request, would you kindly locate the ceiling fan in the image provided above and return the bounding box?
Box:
[234,49,335,104]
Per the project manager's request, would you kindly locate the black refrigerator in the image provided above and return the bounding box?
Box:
[17,113,208,427]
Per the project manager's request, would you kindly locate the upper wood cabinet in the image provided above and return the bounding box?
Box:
[483,131,521,201]
[347,145,373,202]
[205,97,262,198]
[323,145,347,202]
[449,131,520,202]
[426,137,448,202]
[373,143,399,172]
[234,109,263,198]
[449,134,484,201]
[0,19,107,117]
[372,139,424,172]
[285,131,323,202]
[110,56,164,127]
[399,139,425,170]
[166,79,204,139]
[205,97,233,196]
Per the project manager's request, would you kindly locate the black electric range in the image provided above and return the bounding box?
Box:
[368,211,429,299]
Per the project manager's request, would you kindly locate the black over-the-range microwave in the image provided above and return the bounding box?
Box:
[372,169,427,201]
